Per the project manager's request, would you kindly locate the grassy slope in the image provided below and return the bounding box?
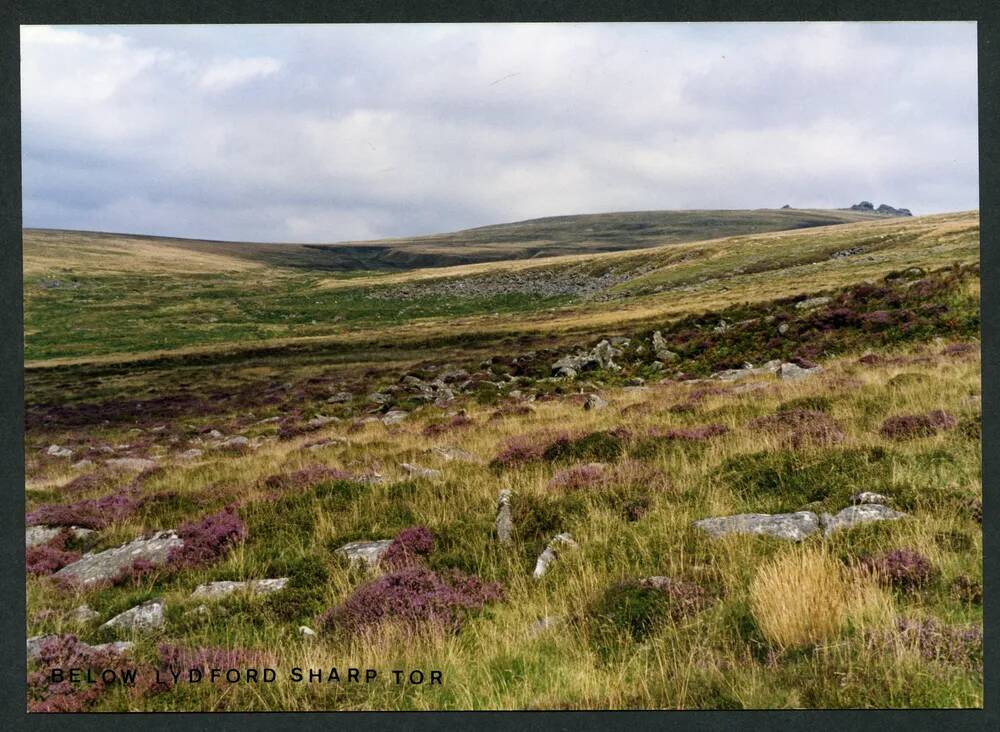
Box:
[23,211,981,711]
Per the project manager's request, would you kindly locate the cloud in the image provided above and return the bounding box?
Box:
[20,22,978,242]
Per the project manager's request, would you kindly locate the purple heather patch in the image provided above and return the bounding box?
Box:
[879,410,957,441]
[27,634,133,712]
[381,526,435,569]
[262,464,353,492]
[320,565,504,634]
[167,505,246,568]
[648,423,729,442]
[26,529,81,576]
[861,549,936,590]
[548,462,608,491]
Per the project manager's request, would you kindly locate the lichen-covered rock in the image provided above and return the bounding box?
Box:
[101,599,165,632]
[851,491,891,505]
[401,462,442,479]
[46,444,73,458]
[795,296,832,310]
[381,410,409,426]
[53,530,182,586]
[26,525,96,548]
[191,578,289,600]
[496,489,514,545]
[693,512,821,541]
[335,539,394,569]
[584,393,608,411]
[652,331,679,362]
[104,457,157,472]
[821,504,906,536]
[779,362,823,381]
[532,533,578,579]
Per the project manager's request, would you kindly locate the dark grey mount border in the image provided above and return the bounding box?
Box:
[1,1,996,730]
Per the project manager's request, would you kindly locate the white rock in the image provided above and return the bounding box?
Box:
[693,512,821,541]
[101,600,165,632]
[532,533,578,579]
[335,539,394,569]
[46,444,73,458]
[496,489,514,545]
[401,463,442,479]
[821,504,906,536]
[25,525,96,548]
[191,578,289,600]
[299,625,317,638]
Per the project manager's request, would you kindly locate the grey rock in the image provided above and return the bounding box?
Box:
[46,444,73,458]
[795,296,832,311]
[299,625,317,638]
[652,331,679,362]
[53,530,183,586]
[821,504,906,536]
[178,448,203,460]
[191,578,289,600]
[693,512,821,541]
[327,391,353,403]
[101,599,165,632]
[778,362,823,381]
[532,533,578,579]
[69,605,101,624]
[584,393,608,411]
[368,392,393,405]
[26,525,96,548]
[104,457,157,472]
[401,462,442,479]
[381,410,409,426]
[306,415,336,429]
[92,641,134,654]
[27,634,132,661]
[851,491,891,505]
[335,539,393,569]
[496,489,514,545]
[218,435,251,449]
[26,634,59,659]
[71,459,94,470]
[432,446,482,463]
[778,323,790,335]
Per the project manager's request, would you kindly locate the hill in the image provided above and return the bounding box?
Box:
[24,208,885,276]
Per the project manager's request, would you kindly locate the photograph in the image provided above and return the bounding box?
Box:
[19,21,982,711]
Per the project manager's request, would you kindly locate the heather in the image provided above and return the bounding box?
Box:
[26,530,81,576]
[27,634,133,712]
[320,566,504,634]
[880,410,958,441]
[23,213,982,710]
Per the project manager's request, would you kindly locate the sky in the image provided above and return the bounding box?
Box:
[20,22,979,243]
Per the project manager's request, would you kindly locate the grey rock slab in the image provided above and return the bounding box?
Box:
[191,578,289,600]
[584,393,608,411]
[795,296,832,310]
[821,504,907,536]
[69,605,101,624]
[218,436,251,449]
[104,457,157,472]
[532,533,578,579]
[26,525,96,548]
[496,489,514,545]
[693,512,821,541]
[46,444,73,458]
[101,599,165,632]
[381,410,409,426]
[778,362,823,381]
[401,462,442,479]
[335,539,394,569]
[178,448,203,460]
[53,530,182,586]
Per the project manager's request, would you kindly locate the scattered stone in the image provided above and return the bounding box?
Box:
[46,444,73,458]
[53,530,183,586]
[693,512,821,541]
[178,448,203,460]
[306,415,336,429]
[778,362,823,381]
[327,392,353,403]
[104,457,157,472]
[532,533,578,579]
[191,578,289,600]
[528,615,562,638]
[334,539,393,569]
[70,459,94,470]
[821,504,906,536]
[69,605,100,624]
[27,634,133,660]
[851,491,891,505]
[401,463,442,479]
[92,641,134,654]
[795,296,832,311]
[778,323,790,335]
[496,489,514,545]
[368,392,393,405]
[382,410,409,426]
[652,331,679,362]
[208,430,224,439]
[584,393,608,411]
[432,446,482,463]
[26,525,96,548]
[218,435,251,449]
[299,625,317,638]
[100,599,165,632]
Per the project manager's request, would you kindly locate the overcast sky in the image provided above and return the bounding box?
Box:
[20,22,978,243]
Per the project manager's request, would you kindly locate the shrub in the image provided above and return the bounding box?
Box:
[861,549,936,590]
[26,529,80,576]
[648,424,728,442]
[381,526,435,569]
[28,634,132,712]
[142,643,265,696]
[26,487,141,530]
[319,566,503,634]
[423,413,474,436]
[879,617,982,666]
[262,465,353,492]
[541,429,629,462]
[942,342,977,357]
[588,577,709,658]
[263,556,330,622]
[167,506,246,568]
[879,410,957,441]
[950,575,983,605]
[490,431,566,469]
[547,463,607,491]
